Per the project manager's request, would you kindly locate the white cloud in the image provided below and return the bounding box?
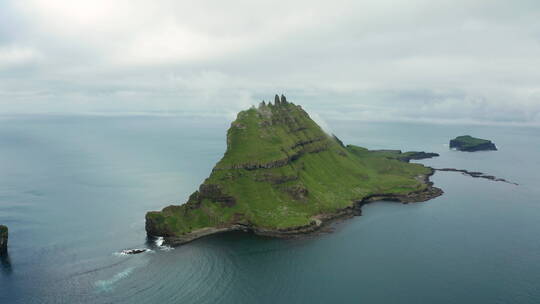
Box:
[0,45,41,68]
[1,0,539,126]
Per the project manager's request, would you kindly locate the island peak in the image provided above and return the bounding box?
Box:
[146,95,443,245]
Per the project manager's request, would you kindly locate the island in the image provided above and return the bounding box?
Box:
[449,135,497,152]
[0,225,7,254]
[146,95,443,245]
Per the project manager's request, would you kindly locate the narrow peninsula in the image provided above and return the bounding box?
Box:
[450,135,497,152]
[146,95,443,245]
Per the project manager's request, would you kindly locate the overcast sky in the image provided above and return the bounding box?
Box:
[1,0,539,125]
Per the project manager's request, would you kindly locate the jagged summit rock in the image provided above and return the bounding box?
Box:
[146,96,442,245]
[274,94,280,105]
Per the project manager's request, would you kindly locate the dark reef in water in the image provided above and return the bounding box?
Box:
[434,168,518,185]
[0,225,8,255]
[119,248,150,255]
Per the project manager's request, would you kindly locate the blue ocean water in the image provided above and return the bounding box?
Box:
[0,114,539,303]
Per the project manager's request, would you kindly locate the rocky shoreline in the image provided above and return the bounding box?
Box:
[157,171,444,246]
[434,168,518,185]
[150,165,518,247]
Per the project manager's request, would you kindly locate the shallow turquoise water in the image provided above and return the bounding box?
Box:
[0,115,539,303]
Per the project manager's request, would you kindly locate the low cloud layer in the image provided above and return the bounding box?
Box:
[1,0,539,125]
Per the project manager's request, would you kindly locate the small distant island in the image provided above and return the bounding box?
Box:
[449,135,497,152]
[145,95,443,245]
[0,225,7,254]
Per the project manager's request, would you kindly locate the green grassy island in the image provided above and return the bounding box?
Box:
[450,135,497,152]
[146,95,443,245]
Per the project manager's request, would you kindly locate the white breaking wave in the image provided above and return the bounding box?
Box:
[94,267,134,292]
[155,237,173,251]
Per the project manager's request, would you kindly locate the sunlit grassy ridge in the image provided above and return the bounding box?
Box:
[146,97,432,235]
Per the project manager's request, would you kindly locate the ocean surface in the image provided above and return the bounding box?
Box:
[1,114,539,303]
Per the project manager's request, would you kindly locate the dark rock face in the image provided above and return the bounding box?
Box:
[0,225,7,255]
[274,94,280,105]
[285,184,309,201]
[196,184,237,207]
[254,172,298,184]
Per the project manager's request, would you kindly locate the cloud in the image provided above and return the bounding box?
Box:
[1,0,539,126]
[0,45,41,68]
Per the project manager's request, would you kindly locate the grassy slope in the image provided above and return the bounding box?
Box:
[147,101,431,235]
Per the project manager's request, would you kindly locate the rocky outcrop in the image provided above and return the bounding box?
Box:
[119,248,150,255]
[434,168,518,185]
[0,225,7,255]
[285,184,309,201]
[253,172,298,184]
[192,184,237,207]
[274,94,280,105]
[450,135,497,152]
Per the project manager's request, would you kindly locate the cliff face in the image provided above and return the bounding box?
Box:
[450,135,497,152]
[146,95,441,244]
[0,225,7,254]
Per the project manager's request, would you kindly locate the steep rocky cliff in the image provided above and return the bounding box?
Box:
[146,95,442,244]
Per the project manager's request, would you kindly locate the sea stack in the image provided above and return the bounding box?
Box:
[0,225,7,255]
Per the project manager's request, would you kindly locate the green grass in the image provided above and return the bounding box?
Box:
[146,100,433,235]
